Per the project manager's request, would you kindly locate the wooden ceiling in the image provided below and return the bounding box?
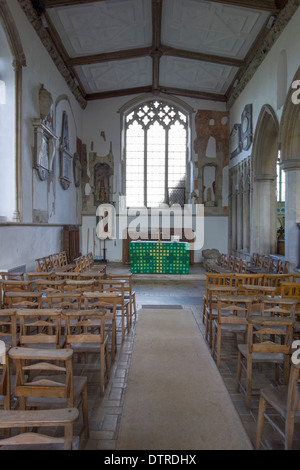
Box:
[25,0,291,108]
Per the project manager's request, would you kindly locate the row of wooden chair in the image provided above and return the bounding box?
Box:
[0,289,125,448]
[73,253,106,276]
[36,251,69,273]
[216,254,289,275]
[202,274,300,449]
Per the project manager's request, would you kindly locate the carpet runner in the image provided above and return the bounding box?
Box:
[116,308,253,450]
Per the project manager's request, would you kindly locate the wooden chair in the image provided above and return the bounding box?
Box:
[54,271,80,281]
[63,309,110,395]
[4,292,43,309]
[0,408,79,450]
[236,313,295,409]
[234,274,264,295]
[92,280,131,340]
[35,279,66,293]
[82,292,119,363]
[263,274,292,296]
[212,299,249,368]
[0,309,17,348]
[108,273,137,324]
[256,362,300,450]
[9,346,89,438]
[205,285,238,347]
[0,344,11,412]
[27,271,55,283]
[17,309,64,349]
[44,292,82,310]
[0,272,24,281]
[64,279,96,293]
[202,272,235,324]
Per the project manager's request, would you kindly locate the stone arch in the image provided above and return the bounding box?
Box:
[279,65,300,164]
[278,67,300,268]
[251,104,279,254]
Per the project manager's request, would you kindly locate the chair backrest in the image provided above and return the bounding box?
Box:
[63,310,106,347]
[0,408,79,450]
[9,346,74,402]
[259,298,296,319]
[35,280,66,293]
[4,292,43,309]
[263,274,292,295]
[235,274,264,287]
[0,344,10,407]
[64,280,95,293]
[17,309,62,348]
[247,315,294,355]
[216,299,248,325]
[0,309,17,348]
[205,272,235,287]
[44,292,82,310]
[281,282,300,302]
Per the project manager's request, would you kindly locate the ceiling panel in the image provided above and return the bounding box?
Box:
[47,0,153,57]
[74,56,152,94]
[161,0,270,59]
[160,56,238,95]
[19,0,293,106]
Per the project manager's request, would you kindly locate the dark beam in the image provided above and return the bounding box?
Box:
[162,46,245,68]
[159,86,227,102]
[207,0,279,11]
[67,47,152,67]
[152,0,163,91]
[44,0,106,7]
[85,85,227,102]
[85,86,153,101]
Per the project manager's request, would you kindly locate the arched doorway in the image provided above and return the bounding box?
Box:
[251,105,279,255]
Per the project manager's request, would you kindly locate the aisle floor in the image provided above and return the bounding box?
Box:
[79,262,300,451]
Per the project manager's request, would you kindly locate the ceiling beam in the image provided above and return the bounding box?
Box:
[159,86,227,102]
[85,86,153,101]
[85,85,227,102]
[206,0,280,11]
[152,0,162,91]
[162,46,245,68]
[44,0,106,7]
[67,47,152,67]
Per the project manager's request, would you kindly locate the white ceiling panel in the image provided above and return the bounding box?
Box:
[74,57,152,94]
[160,56,238,94]
[47,0,153,57]
[20,0,292,104]
[161,0,270,59]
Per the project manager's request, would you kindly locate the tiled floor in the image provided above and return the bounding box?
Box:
[76,262,300,451]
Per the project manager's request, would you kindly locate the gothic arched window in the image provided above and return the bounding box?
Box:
[124,99,189,208]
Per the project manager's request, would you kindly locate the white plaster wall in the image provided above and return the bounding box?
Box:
[229,6,300,166]
[0,225,62,273]
[0,0,84,273]
[7,0,83,225]
[82,94,229,261]
[0,23,16,220]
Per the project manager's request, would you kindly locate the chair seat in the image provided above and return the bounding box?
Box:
[260,385,300,420]
[0,436,80,450]
[214,322,247,333]
[26,375,87,406]
[238,344,285,363]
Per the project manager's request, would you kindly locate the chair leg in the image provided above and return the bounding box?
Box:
[82,383,89,439]
[246,357,253,409]
[216,326,222,368]
[255,395,266,449]
[285,411,295,450]
[236,351,242,392]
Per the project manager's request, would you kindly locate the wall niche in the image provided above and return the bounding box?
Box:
[193,110,229,215]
